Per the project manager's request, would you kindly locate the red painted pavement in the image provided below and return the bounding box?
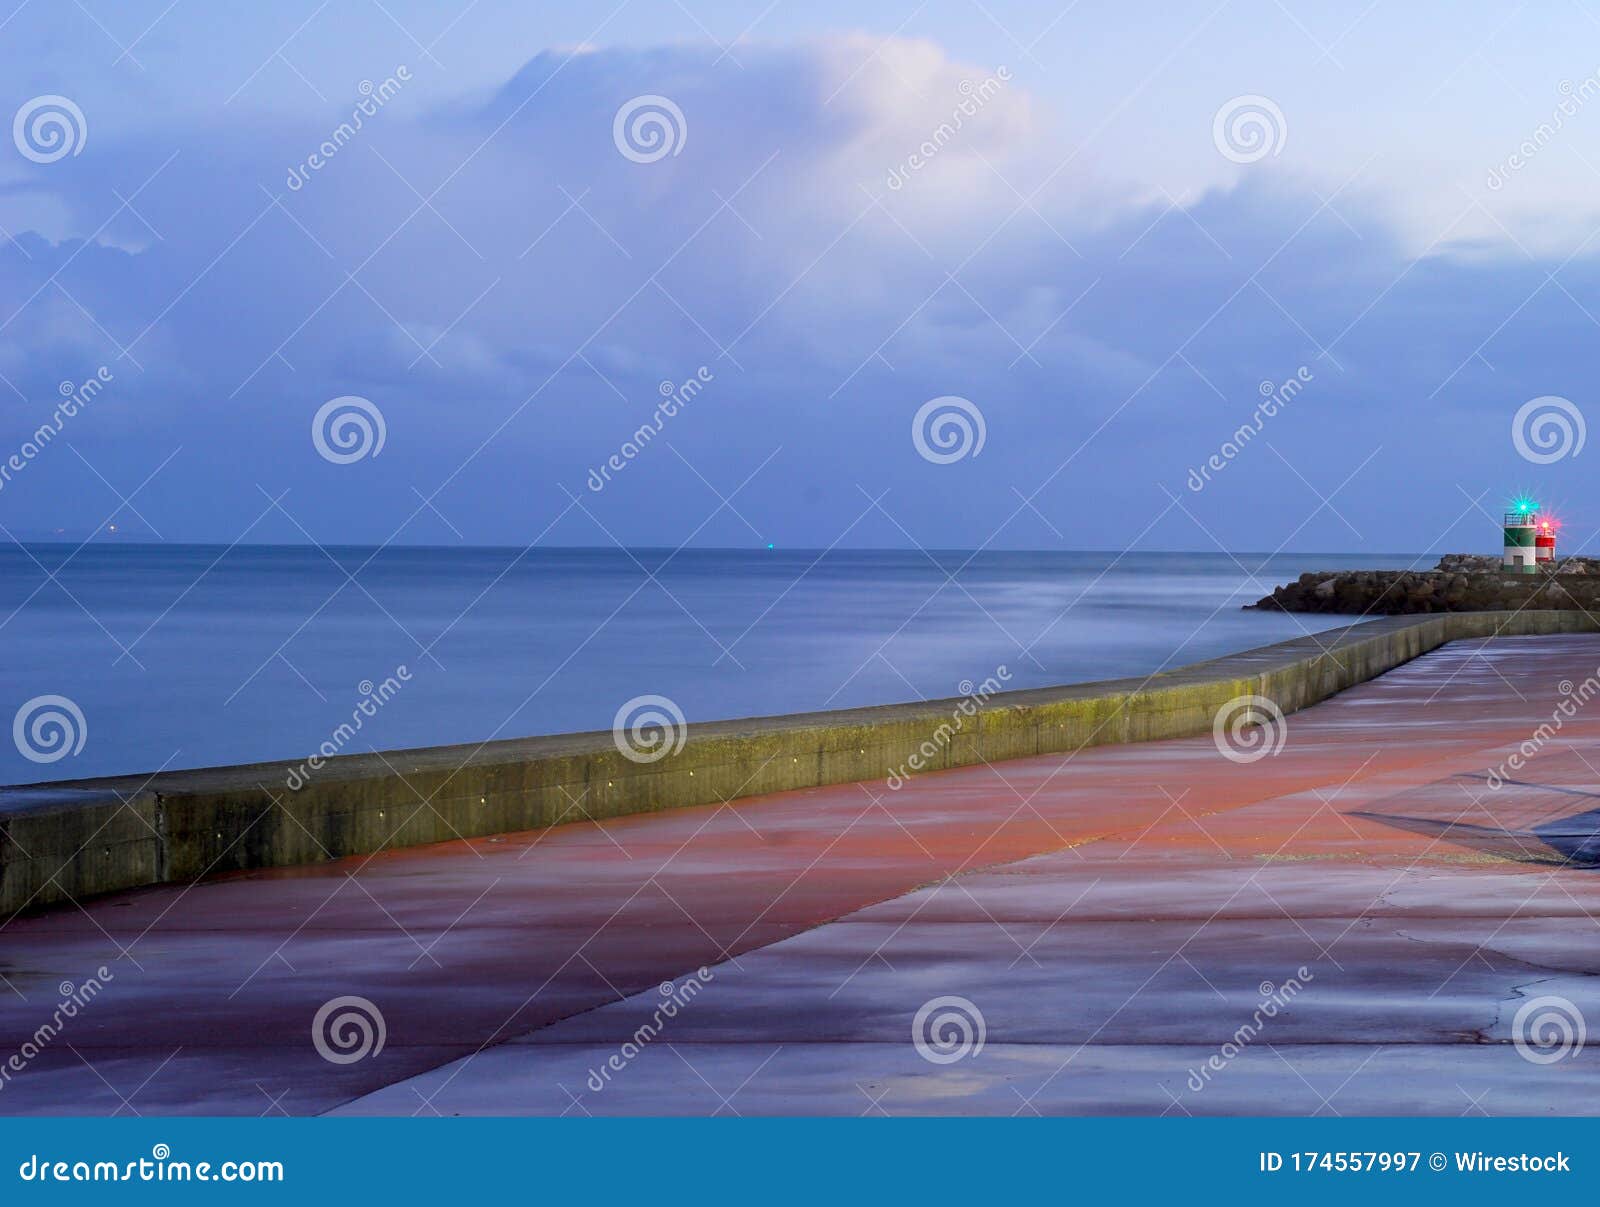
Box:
[4,635,1599,1115]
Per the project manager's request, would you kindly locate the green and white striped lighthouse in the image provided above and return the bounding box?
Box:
[1503,501,1538,574]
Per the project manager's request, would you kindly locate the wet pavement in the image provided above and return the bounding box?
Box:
[4,635,1600,1115]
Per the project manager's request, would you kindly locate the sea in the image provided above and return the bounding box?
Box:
[0,546,1423,784]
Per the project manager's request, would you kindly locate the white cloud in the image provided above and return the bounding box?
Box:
[0,36,1595,551]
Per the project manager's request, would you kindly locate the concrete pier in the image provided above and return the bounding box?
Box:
[2,630,1599,1114]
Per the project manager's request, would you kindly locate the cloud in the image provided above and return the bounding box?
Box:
[0,35,1595,552]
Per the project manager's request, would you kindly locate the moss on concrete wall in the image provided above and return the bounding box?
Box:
[3,611,1593,915]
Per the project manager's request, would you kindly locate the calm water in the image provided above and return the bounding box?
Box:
[0,546,1421,784]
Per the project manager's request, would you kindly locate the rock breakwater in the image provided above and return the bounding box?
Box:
[1251,556,1600,614]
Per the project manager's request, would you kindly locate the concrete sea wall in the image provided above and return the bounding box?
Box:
[3,611,1594,916]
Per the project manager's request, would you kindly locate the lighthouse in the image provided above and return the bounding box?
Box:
[1536,517,1557,568]
[1503,502,1537,574]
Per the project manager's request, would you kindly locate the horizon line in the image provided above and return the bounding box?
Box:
[0,540,1438,558]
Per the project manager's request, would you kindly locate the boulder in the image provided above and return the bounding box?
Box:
[1247,563,1600,614]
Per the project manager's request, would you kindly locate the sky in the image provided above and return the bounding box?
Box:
[2,0,1599,554]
